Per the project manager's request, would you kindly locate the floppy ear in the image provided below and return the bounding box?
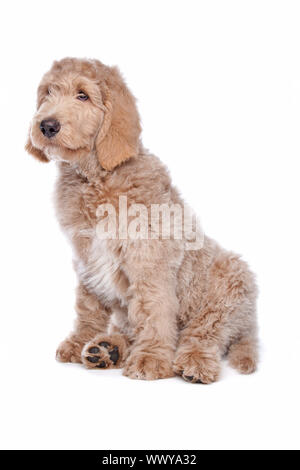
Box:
[25,130,49,163]
[95,73,141,171]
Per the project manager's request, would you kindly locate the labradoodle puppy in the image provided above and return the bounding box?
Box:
[26,58,258,383]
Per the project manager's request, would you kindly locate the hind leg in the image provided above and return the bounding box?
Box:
[173,315,222,384]
[227,335,258,374]
[174,337,221,384]
[174,252,258,384]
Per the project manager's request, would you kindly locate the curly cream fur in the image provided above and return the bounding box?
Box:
[26,57,258,383]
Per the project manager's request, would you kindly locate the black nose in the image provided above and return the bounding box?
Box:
[40,119,61,138]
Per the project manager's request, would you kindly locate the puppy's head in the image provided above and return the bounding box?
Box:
[26,58,141,170]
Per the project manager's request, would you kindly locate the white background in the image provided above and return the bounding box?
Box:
[0,0,299,450]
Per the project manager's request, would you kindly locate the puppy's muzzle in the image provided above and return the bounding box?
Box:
[40,119,61,138]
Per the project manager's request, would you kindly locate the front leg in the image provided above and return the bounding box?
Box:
[122,244,180,380]
[56,283,109,363]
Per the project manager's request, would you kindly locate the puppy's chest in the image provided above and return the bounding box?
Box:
[77,235,124,306]
[57,179,126,306]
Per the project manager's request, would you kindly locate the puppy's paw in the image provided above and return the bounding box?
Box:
[123,353,175,380]
[173,347,221,384]
[227,339,258,375]
[81,334,128,370]
[56,337,83,363]
[229,355,257,375]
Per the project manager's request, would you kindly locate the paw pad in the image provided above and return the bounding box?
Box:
[88,347,100,354]
[83,339,121,369]
[87,355,100,363]
[109,346,119,365]
[96,361,107,368]
[183,374,203,384]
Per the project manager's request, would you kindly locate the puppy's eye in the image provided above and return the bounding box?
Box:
[77,91,89,101]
